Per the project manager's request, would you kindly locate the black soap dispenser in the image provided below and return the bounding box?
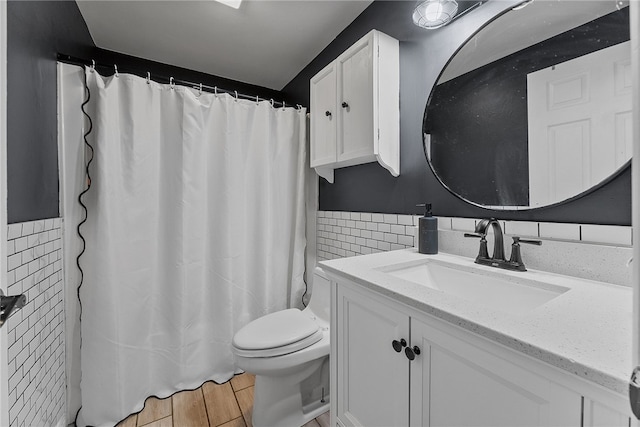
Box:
[417,203,438,254]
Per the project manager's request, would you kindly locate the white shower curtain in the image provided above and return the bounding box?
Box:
[77,69,307,427]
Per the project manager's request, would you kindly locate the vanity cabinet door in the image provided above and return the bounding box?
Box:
[410,317,582,427]
[336,282,410,427]
[583,398,631,427]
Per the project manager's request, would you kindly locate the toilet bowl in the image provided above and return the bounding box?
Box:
[232,268,331,427]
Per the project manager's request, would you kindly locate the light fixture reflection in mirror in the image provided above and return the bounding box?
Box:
[511,0,534,11]
[413,0,459,29]
[423,1,630,210]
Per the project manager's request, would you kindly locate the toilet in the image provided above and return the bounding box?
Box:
[232,268,331,427]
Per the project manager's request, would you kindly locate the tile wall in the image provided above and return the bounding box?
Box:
[5,219,66,427]
[317,211,633,286]
[316,211,416,261]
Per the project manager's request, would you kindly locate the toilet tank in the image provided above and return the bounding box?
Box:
[305,267,331,323]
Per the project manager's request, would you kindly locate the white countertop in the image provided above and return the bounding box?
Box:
[319,249,632,395]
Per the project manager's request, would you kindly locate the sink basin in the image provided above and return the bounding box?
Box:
[377,259,569,315]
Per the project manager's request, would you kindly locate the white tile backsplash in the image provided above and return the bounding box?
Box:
[8,223,22,240]
[317,211,414,261]
[371,213,384,223]
[580,224,632,246]
[397,215,414,226]
[451,217,477,232]
[436,217,453,230]
[317,211,632,286]
[503,220,539,237]
[539,222,581,240]
[6,219,66,427]
[439,228,631,286]
[383,214,398,224]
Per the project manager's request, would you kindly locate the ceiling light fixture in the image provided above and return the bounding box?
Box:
[214,0,242,10]
[412,0,459,29]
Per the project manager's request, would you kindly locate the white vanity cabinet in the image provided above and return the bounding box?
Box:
[410,316,580,427]
[331,276,631,427]
[335,282,410,427]
[310,29,399,183]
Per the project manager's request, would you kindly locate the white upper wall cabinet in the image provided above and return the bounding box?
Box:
[310,29,399,183]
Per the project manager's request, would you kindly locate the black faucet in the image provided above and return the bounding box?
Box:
[464,218,541,271]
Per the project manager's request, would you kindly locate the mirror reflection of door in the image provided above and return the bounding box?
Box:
[424,2,630,210]
[527,41,632,207]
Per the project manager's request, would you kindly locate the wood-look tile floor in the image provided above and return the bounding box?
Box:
[116,373,330,427]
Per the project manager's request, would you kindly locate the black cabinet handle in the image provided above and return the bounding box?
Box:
[325,111,332,117]
[405,346,421,360]
[392,338,407,353]
[341,102,349,109]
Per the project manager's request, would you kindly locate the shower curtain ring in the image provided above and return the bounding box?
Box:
[90,60,95,72]
[146,72,151,84]
[198,83,203,97]
[234,91,238,102]
[256,95,260,105]
[114,64,119,77]
[282,101,286,111]
[296,104,302,111]
[214,86,218,97]
[270,99,274,107]
[170,77,175,90]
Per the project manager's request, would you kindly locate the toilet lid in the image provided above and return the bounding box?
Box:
[232,308,322,357]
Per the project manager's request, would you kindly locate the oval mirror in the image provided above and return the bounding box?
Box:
[423,1,631,209]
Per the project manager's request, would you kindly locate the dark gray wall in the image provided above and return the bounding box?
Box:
[7,1,284,224]
[89,49,283,102]
[9,0,631,225]
[282,0,632,225]
[426,8,629,207]
[7,0,95,223]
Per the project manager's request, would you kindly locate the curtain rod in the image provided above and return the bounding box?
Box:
[57,53,304,110]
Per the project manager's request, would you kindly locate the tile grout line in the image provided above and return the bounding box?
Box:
[232,384,245,427]
[234,379,253,427]
[169,395,173,426]
[138,414,171,427]
[200,387,212,427]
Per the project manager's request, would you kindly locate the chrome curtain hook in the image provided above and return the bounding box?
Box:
[90,60,96,72]
[256,95,260,105]
[198,83,203,97]
[282,101,286,111]
[114,64,119,77]
[146,72,151,84]
[234,90,238,101]
[170,77,175,90]
[214,86,218,96]
[270,99,274,107]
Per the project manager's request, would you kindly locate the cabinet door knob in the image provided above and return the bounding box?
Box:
[405,346,421,360]
[392,338,407,352]
[325,111,332,117]
[341,101,349,109]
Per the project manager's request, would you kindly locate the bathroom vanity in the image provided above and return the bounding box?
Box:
[320,249,632,427]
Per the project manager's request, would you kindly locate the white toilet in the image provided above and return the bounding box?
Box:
[232,268,331,427]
